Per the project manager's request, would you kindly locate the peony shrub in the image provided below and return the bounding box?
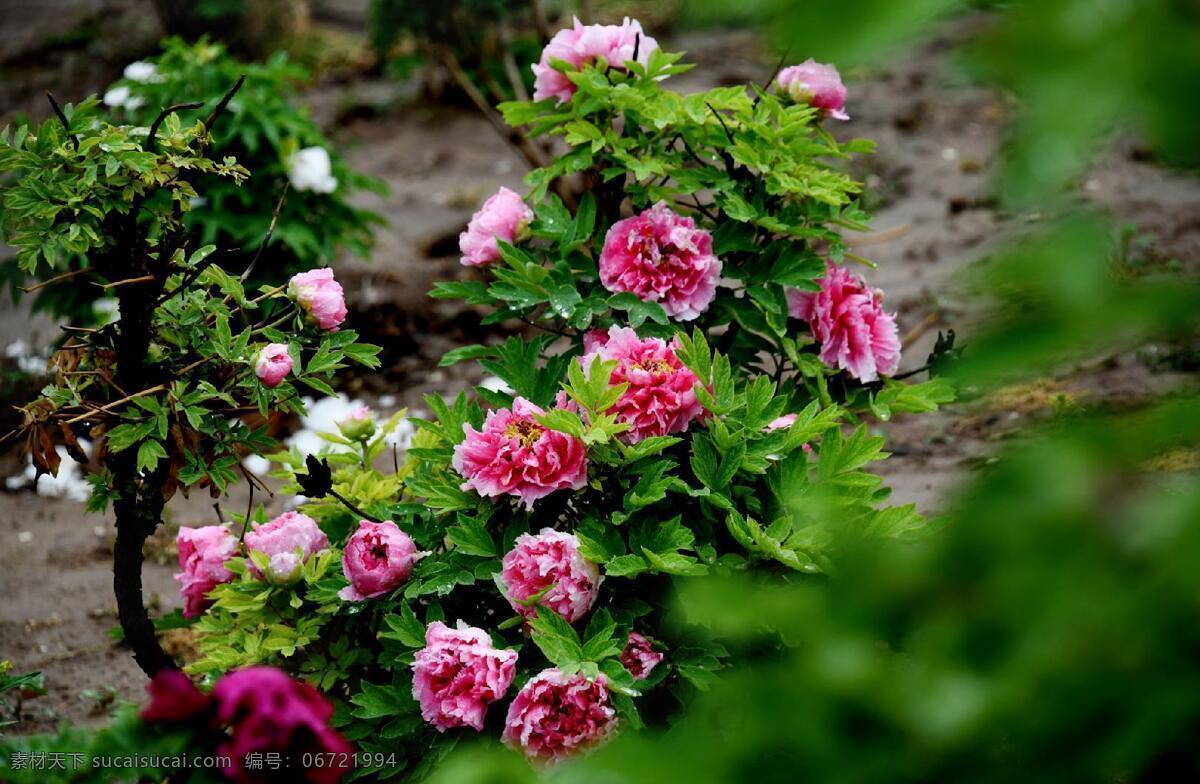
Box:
[176,15,955,779]
[0,13,954,780]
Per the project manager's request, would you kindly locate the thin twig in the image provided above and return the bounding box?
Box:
[761,46,792,94]
[45,92,78,150]
[98,275,156,289]
[438,46,548,171]
[64,384,167,425]
[240,183,289,282]
[155,249,228,306]
[706,102,737,144]
[901,312,940,351]
[23,267,90,292]
[498,24,530,102]
[329,488,383,524]
[845,223,912,248]
[675,134,710,169]
[145,102,203,153]
[689,194,718,222]
[203,76,246,132]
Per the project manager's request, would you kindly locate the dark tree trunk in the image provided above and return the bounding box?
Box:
[108,255,174,675]
[113,482,174,675]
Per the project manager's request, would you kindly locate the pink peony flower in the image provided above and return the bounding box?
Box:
[582,326,706,443]
[142,670,211,723]
[620,631,664,680]
[499,528,599,623]
[459,187,534,267]
[254,343,293,388]
[451,397,588,509]
[288,268,347,331]
[212,666,352,784]
[787,262,900,382]
[599,201,721,321]
[339,520,426,601]
[532,17,658,104]
[244,511,330,585]
[764,413,798,432]
[502,669,618,762]
[776,59,849,121]
[175,525,239,619]
[411,620,518,732]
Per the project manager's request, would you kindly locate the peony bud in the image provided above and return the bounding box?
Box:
[337,405,376,441]
[458,187,534,267]
[620,631,664,680]
[776,59,849,121]
[288,268,347,331]
[254,343,293,388]
[339,520,427,601]
[244,511,329,585]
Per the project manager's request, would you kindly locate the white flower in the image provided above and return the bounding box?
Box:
[123,61,161,83]
[288,147,338,194]
[103,86,130,108]
[103,85,144,111]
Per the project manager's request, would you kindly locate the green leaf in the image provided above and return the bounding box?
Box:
[380,602,427,648]
[136,439,167,472]
[438,344,498,368]
[446,516,498,557]
[580,609,622,661]
[529,606,584,670]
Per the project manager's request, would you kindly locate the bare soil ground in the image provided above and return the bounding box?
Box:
[2,8,1197,733]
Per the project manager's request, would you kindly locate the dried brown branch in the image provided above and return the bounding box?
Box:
[23,267,90,292]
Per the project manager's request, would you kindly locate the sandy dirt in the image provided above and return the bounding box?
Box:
[1,7,1198,733]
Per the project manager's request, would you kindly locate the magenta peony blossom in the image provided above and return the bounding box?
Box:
[776,59,849,121]
[582,326,706,443]
[212,667,352,784]
[141,670,211,723]
[499,528,599,623]
[175,525,239,619]
[599,201,721,321]
[411,620,518,732]
[452,397,588,509]
[244,511,330,585]
[502,668,618,762]
[787,262,900,382]
[254,343,293,388]
[459,187,534,267]
[620,632,664,680]
[339,520,426,601]
[532,17,658,104]
[288,268,347,331]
